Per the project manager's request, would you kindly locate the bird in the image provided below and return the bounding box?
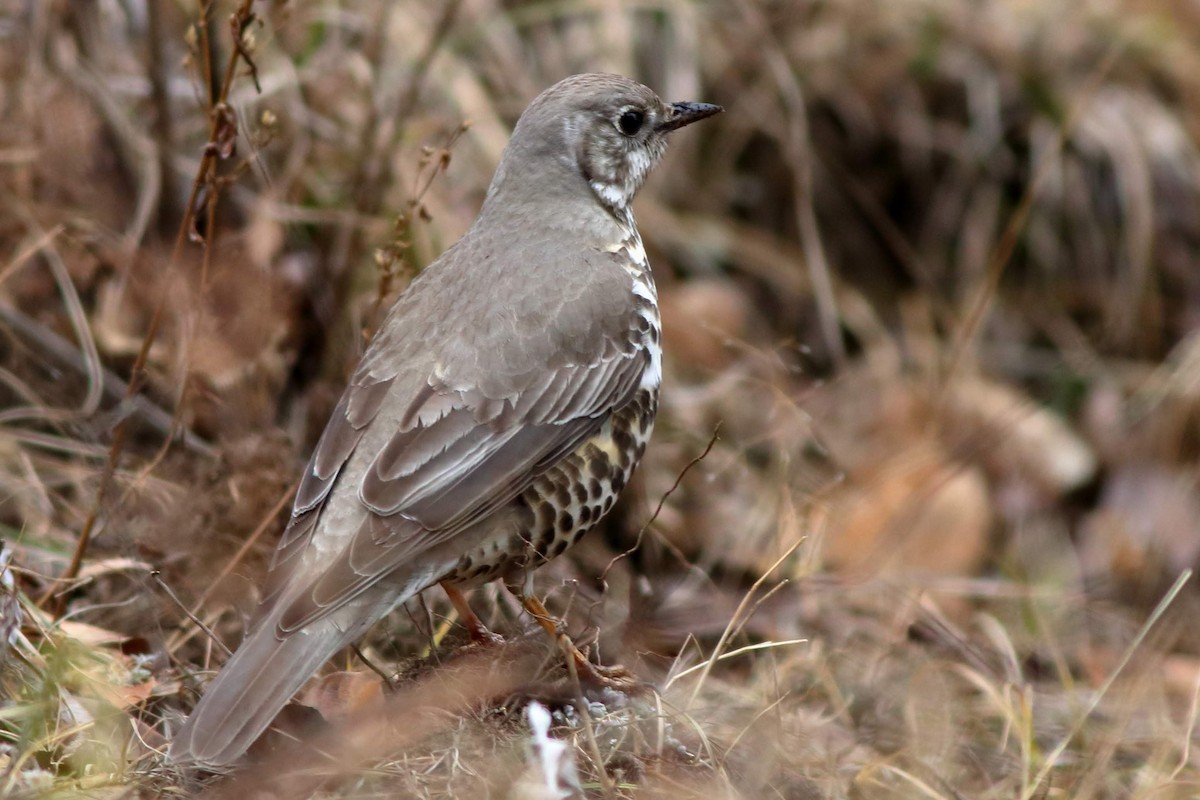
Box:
[168,73,721,767]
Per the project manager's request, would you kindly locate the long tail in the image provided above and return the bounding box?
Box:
[168,613,350,767]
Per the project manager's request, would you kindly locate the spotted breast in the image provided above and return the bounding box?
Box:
[445,224,661,592]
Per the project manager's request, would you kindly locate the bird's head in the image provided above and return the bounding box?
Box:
[490,73,722,217]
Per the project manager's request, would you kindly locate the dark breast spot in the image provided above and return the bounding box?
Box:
[588,457,610,481]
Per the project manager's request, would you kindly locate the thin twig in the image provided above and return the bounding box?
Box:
[322,0,463,376]
[722,690,792,763]
[42,0,261,615]
[733,0,844,366]
[367,123,471,333]
[166,480,297,653]
[0,303,213,454]
[666,639,807,690]
[599,424,721,585]
[352,644,396,691]
[561,638,616,799]
[153,571,231,657]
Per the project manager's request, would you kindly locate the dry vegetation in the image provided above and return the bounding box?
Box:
[2,0,1200,797]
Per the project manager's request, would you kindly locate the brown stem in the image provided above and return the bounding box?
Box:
[41,0,261,615]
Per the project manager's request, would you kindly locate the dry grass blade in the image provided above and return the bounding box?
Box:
[165,481,296,654]
[683,539,803,710]
[940,37,1128,388]
[732,0,844,367]
[1022,569,1193,800]
[39,0,264,613]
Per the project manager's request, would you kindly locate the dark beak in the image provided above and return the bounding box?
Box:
[658,101,723,132]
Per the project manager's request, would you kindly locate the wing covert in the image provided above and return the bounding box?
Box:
[273,344,649,633]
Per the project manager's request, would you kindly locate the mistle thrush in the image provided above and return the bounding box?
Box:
[169,73,721,767]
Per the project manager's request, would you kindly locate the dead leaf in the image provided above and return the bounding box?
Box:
[93,676,157,711]
[818,441,991,580]
[942,378,1097,498]
[302,670,386,722]
[76,558,152,581]
[661,278,753,372]
[57,620,128,647]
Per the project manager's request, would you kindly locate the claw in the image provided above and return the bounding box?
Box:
[521,593,648,693]
[567,648,646,693]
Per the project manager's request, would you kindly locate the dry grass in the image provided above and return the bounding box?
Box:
[2,0,1200,797]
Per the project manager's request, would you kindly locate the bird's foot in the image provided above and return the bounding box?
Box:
[441,581,505,647]
[565,644,646,694]
[519,592,649,694]
[466,624,507,648]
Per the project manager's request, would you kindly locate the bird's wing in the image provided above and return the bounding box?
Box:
[266,310,650,634]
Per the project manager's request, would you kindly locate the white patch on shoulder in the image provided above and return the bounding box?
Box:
[592,180,628,209]
[631,279,655,302]
[640,344,662,390]
[624,236,647,267]
[603,231,660,391]
[605,234,648,273]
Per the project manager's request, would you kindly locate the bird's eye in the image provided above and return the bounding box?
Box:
[618,110,645,136]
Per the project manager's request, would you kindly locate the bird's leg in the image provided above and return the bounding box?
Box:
[518,593,641,691]
[440,582,505,646]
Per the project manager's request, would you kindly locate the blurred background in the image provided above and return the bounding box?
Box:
[2,0,1199,797]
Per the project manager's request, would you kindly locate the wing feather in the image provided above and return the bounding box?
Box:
[273,345,648,633]
[294,376,394,515]
[267,236,651,634]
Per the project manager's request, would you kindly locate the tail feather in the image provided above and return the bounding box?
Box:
[169,553,458,767]
[168,618,346,767]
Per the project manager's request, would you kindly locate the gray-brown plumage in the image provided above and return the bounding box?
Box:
[169,73,720,767]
